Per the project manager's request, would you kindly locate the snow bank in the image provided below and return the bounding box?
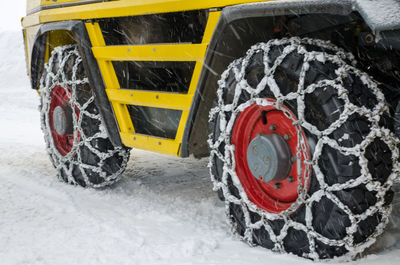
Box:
[0,31,29,87]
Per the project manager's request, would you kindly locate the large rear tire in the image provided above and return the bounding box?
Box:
[208,38,400,260]
[40,45,129,188]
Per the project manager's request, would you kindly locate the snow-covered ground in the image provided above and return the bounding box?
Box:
[0,31,400,265]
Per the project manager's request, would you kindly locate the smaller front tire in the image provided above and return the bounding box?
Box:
[40,45,129,188]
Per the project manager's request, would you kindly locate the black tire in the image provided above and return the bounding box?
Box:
[208,38,399,260]
[40,45,130,188]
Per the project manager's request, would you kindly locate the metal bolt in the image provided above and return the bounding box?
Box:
[133,136,136,140]
[153,48,156,52]
[283,134,291,140]
[156,95,159,99]
[274,183,281,189]
[364,33,374,44]
[252,145,257,154]
[287,176,295,183]
[130,93,133,97]
[158,142,162,145]
[127,48,131,52]
[291,156,296,163]
[269,124,276,131]
[253,164,259,173]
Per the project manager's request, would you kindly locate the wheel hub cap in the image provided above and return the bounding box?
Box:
[247,133,292,183]
[53,105,73,136]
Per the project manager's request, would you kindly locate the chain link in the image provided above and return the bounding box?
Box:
[40,45,129,188]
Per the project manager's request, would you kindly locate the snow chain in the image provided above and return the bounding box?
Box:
[40,45,129,188]
[208,38,400,260]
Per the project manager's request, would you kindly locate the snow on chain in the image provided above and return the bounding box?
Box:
[40,45,129,188]
[208,37,400,260]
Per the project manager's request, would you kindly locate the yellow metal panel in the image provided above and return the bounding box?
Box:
[186,61,203,94]
[106,90,193,110]
[174,110,189,150]
[40,0,92,5]
[174,11,222,147]
[22,0,272,28]
[202,11,222,44]
[92,44,207,62]
[83,11,222,156]
[85,22,106,46]
[183,13,221,94]
[121,133,182,156]
[85,22,135,134]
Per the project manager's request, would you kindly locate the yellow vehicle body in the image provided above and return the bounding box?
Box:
[22,0,276,157]
[22,0,400,157]
[22,0,230,156]
[23,0,267,26]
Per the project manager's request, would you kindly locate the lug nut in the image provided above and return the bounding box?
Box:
[287,176,295,183]
[253,164,259,173]
[269,124,277,131]
[291,156,297,163]
[284,134,291,140]
[364,33,374,44]
[252,145,257,154]
[274,183,281,189]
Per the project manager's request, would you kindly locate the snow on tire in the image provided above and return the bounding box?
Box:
[40,45,129,188]
[208,38,400,260]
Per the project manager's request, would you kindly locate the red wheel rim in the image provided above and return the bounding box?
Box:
[232,99,310,214]
[49,85,80,156]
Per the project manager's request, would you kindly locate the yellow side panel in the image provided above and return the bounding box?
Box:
[85,11,221,156]
[92,44,207,62]
[22,0,272,28]
[28,0,93,13]
[106,90,193,111]
[85,22,135,135]
[40,0,94,5]
[120,133,182,157]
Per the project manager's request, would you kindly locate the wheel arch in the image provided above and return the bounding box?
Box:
[30,21,123,147]
[183,0,400,158]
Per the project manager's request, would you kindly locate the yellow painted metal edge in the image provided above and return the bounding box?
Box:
[106,89,193,111]
[92,44,207,62]
[22,0,271,28]
[121,132,181,156]
[86,22,135,134]
[41,0,94,6]
[173,11,222,145]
